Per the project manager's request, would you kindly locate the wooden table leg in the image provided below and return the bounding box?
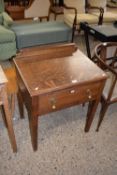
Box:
[84,99,99,132]
[2,86,17,152]
[17,89,24,119]
[28,112,38,151]
[85,79,106,132]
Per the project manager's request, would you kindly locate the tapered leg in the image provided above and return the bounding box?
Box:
[2,87,17,152]
[17,89,24,119]
[10,93,15,118]
[96,104,108,131]
[28,112,38,151]
[85,100,99,132]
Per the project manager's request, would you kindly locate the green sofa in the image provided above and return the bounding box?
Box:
[0,0,16,61]
[0,0,72,61]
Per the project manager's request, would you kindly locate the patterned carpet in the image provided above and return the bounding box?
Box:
[0,35,117,175]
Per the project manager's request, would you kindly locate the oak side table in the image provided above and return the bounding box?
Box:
[14,43,107,151]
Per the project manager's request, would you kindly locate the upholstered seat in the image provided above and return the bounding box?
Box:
[92,11,117,22]
[64,13,99,28]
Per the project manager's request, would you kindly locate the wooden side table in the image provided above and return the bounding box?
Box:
[14,44,107,151]
[0,66,17,152]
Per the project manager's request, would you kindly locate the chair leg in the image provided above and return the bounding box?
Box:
[96,103,108,131]
[2,88,17,152]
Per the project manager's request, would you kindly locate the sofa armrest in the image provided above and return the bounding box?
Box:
[2,12,13,28]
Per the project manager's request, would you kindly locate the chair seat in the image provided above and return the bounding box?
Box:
[93,12,117,22]
[64,13,99,27]
[0,25,15,43]
[103,71,117,100]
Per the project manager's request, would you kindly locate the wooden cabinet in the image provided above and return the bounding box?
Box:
[6,5,24,20]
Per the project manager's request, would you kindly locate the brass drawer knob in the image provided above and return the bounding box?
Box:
[52,105,56,109]
[70,89,75,94]
[50,98,56,110]
[87,89,92,99]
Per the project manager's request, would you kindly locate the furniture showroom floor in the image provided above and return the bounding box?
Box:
[0,35,116,175]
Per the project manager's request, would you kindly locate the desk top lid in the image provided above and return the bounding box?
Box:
[14,44,107,96]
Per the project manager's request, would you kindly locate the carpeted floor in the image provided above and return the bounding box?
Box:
[0,35,117,175]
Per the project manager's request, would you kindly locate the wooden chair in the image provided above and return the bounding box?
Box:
[87,0,117,23]
[49,0,64,20]
[94,42,117,131]
[24,0,50,21]
[63,0,103,42]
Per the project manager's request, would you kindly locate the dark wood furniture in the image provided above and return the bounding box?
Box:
[80,22,117,59]
[0,66,17,152]
[94,42,117,131]
[5,0,29,6]
[14,43,107,151]
[49,0,63,20]
[6,5,25,20]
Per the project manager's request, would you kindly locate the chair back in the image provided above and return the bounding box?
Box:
[64,0,86,13]
[87,0,107,11]
[94,42,117,131]
[94,42,117,102]
[25,0,50,18]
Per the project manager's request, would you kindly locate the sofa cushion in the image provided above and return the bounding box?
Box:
[0,25,15,43]
[11,21,72,49]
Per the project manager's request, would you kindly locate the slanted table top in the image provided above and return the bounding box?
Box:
[14,44,107,96]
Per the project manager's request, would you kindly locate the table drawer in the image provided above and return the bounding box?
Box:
[39,82,101,115]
